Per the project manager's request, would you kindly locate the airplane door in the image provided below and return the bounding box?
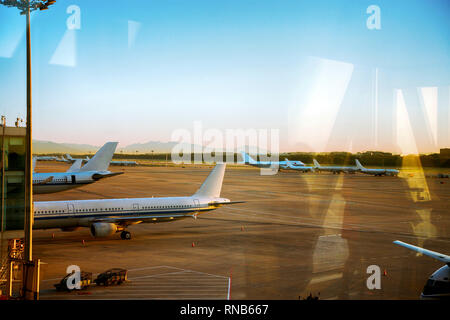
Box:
[67,204,75,214]
[193,199,200,209]
[133,203,139,210]
[71,175,76,184]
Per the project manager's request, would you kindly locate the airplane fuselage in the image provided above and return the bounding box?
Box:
[247,161,303,169]
[315,166,358,173]
[33,171,122,194]
[34,196,229,230]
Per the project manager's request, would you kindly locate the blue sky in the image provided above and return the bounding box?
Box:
[0,0,449,153]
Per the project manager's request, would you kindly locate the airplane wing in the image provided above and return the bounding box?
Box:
[393,240,450,265]
[90,214,191,225]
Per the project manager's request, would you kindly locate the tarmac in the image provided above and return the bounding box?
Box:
[33,162,450,300]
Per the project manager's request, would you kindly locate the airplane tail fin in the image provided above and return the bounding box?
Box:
[241,152,257,164]
[193,163,226,198]
[285,158,294,168]
[66,159,83,173]
[78,142,118,172]
[65,154,73,161]
[313,159,321,168]
[355,159,365,170]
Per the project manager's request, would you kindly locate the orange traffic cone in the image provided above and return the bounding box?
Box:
[192,242,195,247]
[82,240,86,246]
[383,269,387,276]
[52,233,55,239]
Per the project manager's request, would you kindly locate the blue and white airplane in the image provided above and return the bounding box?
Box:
[33,142,123,194]
[33,164,242,240]
[394,240,450,299]
[284,158,315,172]
[356,159,399,176]
[110,159,138,166]
[240,152,305,169]
[34,155,58,161]
[313,159,359,174]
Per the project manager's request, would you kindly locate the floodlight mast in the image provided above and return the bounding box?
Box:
[0,0,56,266]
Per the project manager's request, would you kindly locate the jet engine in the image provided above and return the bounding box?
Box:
[90,222,117,237]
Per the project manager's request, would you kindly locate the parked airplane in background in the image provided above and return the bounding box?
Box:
[35,155,58,161]
[85,156,138,166]
[65,154,90,163]
[33,157,82,173]
[356,159,399,176]
[313,159,359,174]
[394,240,450,299]
[33,163,242,240]
[35,155,71,163]
[56,155,70,163]
[33,142,123,194]
[240,152,304,169]
[110,160,138,166]
[284,159,315,172]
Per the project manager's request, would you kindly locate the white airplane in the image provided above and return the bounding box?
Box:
[35,155,58,161]
[110,160,138,166]
[65,154,91,163]
[356,159,399,176]
[312,159,359,174]
[33,164,242,240]
[240,152,305,169]
[394,240,450,299]
[56,155,70,163]
[284,158,315,172]
[33,142,123,194]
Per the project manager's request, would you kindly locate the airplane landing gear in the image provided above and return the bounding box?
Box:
[121,231,131,240]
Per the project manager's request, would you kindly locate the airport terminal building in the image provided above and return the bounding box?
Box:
[0,126,26,268]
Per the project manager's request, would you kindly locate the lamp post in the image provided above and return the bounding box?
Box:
[1,0,56,299]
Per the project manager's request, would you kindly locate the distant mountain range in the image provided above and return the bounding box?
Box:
[33,140,100,154]
[33,140,265,154]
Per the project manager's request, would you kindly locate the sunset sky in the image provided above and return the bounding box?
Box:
[0,0,448,154]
